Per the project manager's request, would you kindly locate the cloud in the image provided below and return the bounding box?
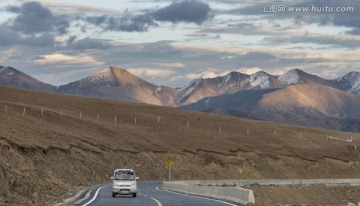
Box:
[67,35,77,45]
[224,0,360,34]
[153,0,212,25]
[263,34,360,49]
[0,26,55,47]
[36,1,121,16]
[127,68,175,78]
[6,1,70,35]
[84,0,212,32]
[185,69,230,79]
[348,28,360,35]
[86,13,158,32]
[235,67,262,75]
[31,53,103,67]
[69,38,111,50]
[107,13,157,32]
[155,63,185,68]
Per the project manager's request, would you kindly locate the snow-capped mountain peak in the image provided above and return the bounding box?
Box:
[338,71,360,81]
[248,71,271,89]
[86,67,116,84]
[336,71,360,94]
[75,67,118,88]
[0,66,18,76]
[278,69,302,85]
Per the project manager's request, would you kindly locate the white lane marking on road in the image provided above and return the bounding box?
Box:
[150,197,163,206]
[156,187,238,206]
[81,185,108,206]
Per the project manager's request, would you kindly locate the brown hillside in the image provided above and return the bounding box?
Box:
[0,86,360,205]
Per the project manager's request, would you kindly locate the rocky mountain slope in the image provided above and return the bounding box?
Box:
[331,71,360,94]
[182,84,360,132]
[176,71,284,105]
[1,86,360,205]
[0,66,55,92]
[57,66,177,106]
[1,65,359,131]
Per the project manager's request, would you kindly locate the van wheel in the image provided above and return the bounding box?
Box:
[133,193,137,197]
[112,193,116,197]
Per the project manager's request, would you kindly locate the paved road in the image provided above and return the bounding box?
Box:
[77,182,240,206]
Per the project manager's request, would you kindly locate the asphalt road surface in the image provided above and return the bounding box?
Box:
[77,182,241,206]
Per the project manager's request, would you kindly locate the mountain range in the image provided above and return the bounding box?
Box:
[1,65,359,132]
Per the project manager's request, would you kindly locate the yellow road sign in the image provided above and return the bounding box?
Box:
[166,157,174,165]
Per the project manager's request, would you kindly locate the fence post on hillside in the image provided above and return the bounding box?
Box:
[23,108,26,116]
[274,129,277,136]
[219,126,222,134]
[187,121,190,129]
[115,116,117,124]
[158,116,160,124]
[41,108,44,116]
[300,133,302,139]
[5,105,7,114]
[247,128,250,135]
[60,109,63,117]
[80,112,82,119]
[97,114,99,123]
[135,117,137,124]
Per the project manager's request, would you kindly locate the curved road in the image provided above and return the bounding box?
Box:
[76,182,240,206]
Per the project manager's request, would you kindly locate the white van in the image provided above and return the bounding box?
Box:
[111,169,138,197]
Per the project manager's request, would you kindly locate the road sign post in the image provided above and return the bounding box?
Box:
[169,164,171,182]
[166,157,174,182]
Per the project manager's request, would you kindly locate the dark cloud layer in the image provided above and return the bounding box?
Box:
[6,1,70,35]
[0,26,55,47]
[153,0,212,24]
[87,13,158,32]
[85,0,211,32]
[0,1,70,47]
[69,38,111,50]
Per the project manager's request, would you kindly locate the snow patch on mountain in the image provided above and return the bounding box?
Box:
[88,68,114,84]
[179,79,201,98]
[344,72,360,94]
[0,67,16,76]
[278,69,302,85]
[335,71,360,94]
[248,71,271,89]
[224,72,233,83]
[155,86,162,92]
[183,85,196,97]
[349,81,360,94]
[75,68,117,88]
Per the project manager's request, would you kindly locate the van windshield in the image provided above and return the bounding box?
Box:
[114,171,135,180]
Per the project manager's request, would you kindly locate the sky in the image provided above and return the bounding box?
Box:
[0,0,359,87]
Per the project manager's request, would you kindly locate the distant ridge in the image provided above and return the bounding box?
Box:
[1,65,359,131]
[57,66,177,106]
[0,66,55,92]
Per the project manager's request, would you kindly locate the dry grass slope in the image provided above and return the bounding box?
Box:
[0,86,359,205]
